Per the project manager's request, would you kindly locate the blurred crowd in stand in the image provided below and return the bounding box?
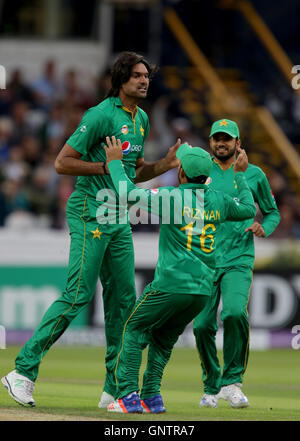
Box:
[0,60,299,239]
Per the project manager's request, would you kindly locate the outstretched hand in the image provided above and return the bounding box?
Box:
[104,136,123,163]
[164,138,182,169]
[233,147,248,173]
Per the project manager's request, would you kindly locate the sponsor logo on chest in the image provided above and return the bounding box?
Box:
[121,141,142,155]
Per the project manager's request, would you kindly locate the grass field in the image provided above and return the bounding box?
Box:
[0,345,299,421]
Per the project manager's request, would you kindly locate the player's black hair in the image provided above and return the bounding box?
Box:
[186,175,208,184]
[107,51,158,97]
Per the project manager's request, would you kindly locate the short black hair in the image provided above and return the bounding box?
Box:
[186,175,208,184]
[107,51,158,97]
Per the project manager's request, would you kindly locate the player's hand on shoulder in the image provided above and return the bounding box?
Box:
[233,146,248,173]
[104,136,123,162]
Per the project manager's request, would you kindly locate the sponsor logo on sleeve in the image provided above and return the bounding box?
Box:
[271,190,276,202]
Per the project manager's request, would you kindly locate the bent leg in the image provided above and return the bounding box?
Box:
[141,294,208,399]
[15,216,108,382]
[114,289,155,398]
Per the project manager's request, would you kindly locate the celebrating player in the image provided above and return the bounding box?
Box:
[193,119,280,408]
[101,136,256,413]
[1,51,181,408]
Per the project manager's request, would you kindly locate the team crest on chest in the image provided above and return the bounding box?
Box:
[206,177,212,185]
[121,125,129,135]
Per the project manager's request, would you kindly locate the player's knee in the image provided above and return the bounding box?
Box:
[222,307,247,324]
[193,316,216,336]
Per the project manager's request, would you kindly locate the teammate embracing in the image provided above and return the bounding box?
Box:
[102,136,256,413]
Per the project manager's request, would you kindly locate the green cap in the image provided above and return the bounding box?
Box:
[210,119,240,138]
[176,143,212,178]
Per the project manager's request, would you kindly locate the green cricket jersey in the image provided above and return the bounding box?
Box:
[208,159,280,269]
[108,160,256,296]
[66,96,149,217]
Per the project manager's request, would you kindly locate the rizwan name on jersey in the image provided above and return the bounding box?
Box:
[183,206,221,221]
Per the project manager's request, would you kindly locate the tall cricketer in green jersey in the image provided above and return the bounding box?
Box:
[2,52,181,409]
[13,67,150,405]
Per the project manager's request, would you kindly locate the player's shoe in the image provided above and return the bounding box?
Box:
[218,383,249,408]
[107,392,143,413]
[199,393,218,408]
[98,391,114,408]
[140,394,166,413]
[1,370,35,407]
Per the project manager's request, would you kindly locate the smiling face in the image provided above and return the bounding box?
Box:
[120,62,150,101]
[209,132,240,162]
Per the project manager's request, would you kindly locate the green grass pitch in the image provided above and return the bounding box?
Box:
[0,345,299,421]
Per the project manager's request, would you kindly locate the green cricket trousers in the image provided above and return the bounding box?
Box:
[15,192,136,397]
[115,287,209,399]
[193,266,253,395]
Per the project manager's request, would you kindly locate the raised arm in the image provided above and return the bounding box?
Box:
[224,148,256,221]
[134,138,181,183]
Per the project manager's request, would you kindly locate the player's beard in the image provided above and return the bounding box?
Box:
[129,85,148,101]
[214,144,237,162]
[121,84,148,105]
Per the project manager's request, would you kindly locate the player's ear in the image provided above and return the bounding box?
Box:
[236,138,241,149]
[180,167,186,180]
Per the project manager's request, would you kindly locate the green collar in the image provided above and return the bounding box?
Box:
[212,156,234,170]
[113,96,138,115]
[113,96,124,107]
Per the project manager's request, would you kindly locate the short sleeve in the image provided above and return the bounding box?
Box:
[66,107,110,156]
